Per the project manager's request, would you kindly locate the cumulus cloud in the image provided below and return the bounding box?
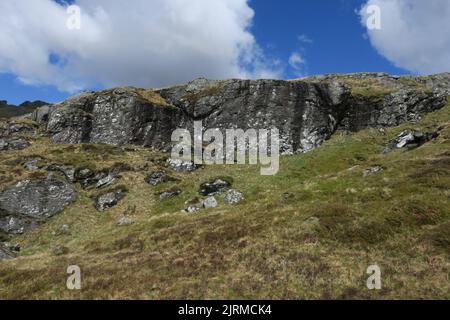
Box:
[360,0,450,75]
[0,0,281,92]
[288,52,306,77]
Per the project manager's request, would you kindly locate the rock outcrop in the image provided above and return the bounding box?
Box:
[0,179,77,235]
[30,73,450,154]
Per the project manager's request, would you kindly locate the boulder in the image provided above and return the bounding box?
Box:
[0,138,29,151]
[0,178,76,235]
[384,129,439,153]
[145,170,178,186]
[0,179,76,219]
[46,164,76,181]
[202,196,218,209]
[222,189,244,205]
[199,179,231,196]
[159,187,182,200]
[94,188,127,211]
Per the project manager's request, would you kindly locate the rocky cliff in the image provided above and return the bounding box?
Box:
[32,72,450,154]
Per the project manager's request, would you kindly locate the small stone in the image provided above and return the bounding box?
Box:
[185,206,201,213]
[52,244,69,256]
[166,158,199,173]
[223,189,244,204]
[159,188,182,200]
[96,174,116,189]
[145,170,178,186]
[24,157,44,171]
[363,166,384,177]
[117,216,135,226]
[202,196,218,209]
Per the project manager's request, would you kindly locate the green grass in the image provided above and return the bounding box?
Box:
[0,102,449,299]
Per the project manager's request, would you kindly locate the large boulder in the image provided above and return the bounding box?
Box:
[0,179,77,235]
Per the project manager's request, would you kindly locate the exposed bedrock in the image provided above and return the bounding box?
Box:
[37,73,450,154]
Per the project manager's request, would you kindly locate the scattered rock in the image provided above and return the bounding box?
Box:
[384,129,439,153]
[222,189,244,205]
[199,179,231,196]
[363,166,384,177]
[183,197,204,213]
[117,216,135,226]
[202,196,218,209]
[95,188,127,211]
[185,206,201,214]
[145,170,179,186]
[159,187,182,200]
[24,157,45,171]
[52,244,69,256]
[7,123,36,136]
[0,138,29,151]
[0,243,15,260]
[166,158,199,173]
[46,164,76,181]
[96,173,116,189]
[54,224,70,236]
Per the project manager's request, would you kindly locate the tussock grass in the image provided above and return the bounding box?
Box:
[0,102,449,299]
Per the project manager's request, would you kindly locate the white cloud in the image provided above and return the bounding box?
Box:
[288,52,306,77]
[297,34,312,44]
[360,0,450,75]
[0,0,281,92]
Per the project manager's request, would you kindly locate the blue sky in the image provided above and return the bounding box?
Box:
[250,0,407,78]
[0,0,446,105]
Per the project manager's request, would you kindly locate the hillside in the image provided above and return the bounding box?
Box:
[0,100,48,119]
[0,73,449,299]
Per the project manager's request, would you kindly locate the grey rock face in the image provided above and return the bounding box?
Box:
[47,89,186,150]
[95,188,127,211]
[32,105,52,124]
[0,179,76,235]
[0,179,76,219]
[38,73,450,154]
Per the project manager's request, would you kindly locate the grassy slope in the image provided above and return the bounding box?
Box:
[0,102,449,299]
